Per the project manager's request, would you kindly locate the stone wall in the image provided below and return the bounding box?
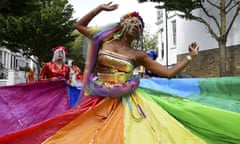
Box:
[177,45,240,77]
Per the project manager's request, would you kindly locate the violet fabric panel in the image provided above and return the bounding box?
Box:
[0,80,70,135]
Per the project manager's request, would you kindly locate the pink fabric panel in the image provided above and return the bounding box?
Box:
[0,80,70,135]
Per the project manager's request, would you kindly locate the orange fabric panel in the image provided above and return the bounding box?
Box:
[43,98,124,144]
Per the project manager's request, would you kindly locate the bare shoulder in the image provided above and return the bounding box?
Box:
[132,50,147,59]
[129,50,149,65]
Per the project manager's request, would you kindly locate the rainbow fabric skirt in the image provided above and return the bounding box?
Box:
[0,77,239,144]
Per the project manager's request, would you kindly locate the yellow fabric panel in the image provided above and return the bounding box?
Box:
[43,98,124,144]
[124,91,206,144]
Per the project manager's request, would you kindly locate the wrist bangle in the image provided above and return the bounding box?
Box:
[185,55,192,61]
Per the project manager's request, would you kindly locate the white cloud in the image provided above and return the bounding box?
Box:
[69,0,158,33]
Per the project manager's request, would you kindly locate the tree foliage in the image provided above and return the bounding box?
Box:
[142,27,158,53]
[0,0,76,73]
[0,0,41,16]
[68,30,86,70]
[141,0,203,18]
[132,25,158,53]
[139,0,240,76]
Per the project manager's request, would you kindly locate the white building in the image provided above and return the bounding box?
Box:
[0,47,37,86]
[156,3,240,67]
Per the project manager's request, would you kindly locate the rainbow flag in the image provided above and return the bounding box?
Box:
[0,77,239,144]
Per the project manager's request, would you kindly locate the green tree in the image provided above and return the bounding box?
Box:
[142,26,158,53]
[68,30,86,70]
[132,25,158,53]
[0,0,76,74]
[0,0,40,16]
[139,0,240,76]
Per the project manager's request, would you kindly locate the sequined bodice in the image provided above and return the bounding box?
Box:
[86,49,139,97]
[97,50,136,73]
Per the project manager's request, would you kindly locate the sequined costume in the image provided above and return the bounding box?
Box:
[39,62,70,81]
[85,49,139,97]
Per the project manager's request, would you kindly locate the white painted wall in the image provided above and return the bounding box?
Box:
[177,17,218,55]
[156,3,240,66]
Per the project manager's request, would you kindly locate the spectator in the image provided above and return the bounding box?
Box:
[39,46,70,81]
[68,61,83,87]
[26,68,35,82]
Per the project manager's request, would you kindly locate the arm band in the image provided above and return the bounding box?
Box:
[185,55,192,61]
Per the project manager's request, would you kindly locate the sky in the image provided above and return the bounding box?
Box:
[68,0,159,33]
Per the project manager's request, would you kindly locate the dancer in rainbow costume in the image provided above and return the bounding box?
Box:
[0,2,239,144]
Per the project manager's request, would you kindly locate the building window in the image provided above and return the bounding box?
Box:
[160,28,164,59]
[157,10,163,21]
[172,20,176,45]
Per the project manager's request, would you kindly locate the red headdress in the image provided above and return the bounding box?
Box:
[52,46,68,62]
[53,46,68,56]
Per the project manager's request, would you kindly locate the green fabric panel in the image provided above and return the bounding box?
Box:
[138,88,240,144]
[188,77,240,113]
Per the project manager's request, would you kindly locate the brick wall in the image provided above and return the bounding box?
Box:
[177,45,240,77]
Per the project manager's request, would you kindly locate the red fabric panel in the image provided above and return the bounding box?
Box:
[0,96,103,144]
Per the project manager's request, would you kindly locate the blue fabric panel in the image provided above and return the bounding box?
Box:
[67,85,81,107]
[139,77,201,97]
